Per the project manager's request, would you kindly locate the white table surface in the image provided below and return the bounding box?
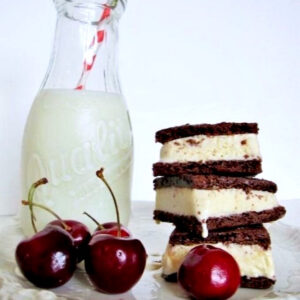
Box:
[0,199,299,300]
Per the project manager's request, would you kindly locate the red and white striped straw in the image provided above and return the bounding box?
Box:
[75,5,112,90]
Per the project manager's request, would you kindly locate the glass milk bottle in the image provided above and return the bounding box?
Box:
[21,0,133,235]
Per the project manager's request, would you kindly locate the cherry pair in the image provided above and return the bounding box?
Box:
[15,169,147,294]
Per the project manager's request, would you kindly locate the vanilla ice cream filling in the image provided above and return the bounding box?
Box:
[162,243,275,278]
[160,133,261,163]
[156,187,278,220]
[155,187,278,237]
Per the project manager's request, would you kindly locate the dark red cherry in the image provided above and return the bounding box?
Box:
[15,225,77,288]
[48,219,91,262]
[93,222,131,238]
[84,168,146,293]
[84,234,147,294]
[178,245,240,300]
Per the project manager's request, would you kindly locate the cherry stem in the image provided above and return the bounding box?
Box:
[22,200,71,232]
[96,168,121,237]
[83,211,104,230]
[27,178,48,233]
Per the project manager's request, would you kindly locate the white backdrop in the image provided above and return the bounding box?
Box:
[0,0,299,214]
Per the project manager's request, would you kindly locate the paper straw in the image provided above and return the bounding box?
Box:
[75,5,111,90]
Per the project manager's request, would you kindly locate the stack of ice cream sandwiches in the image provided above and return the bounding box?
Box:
[153,122,286,289]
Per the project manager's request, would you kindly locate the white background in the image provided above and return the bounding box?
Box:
[0,0,299,214]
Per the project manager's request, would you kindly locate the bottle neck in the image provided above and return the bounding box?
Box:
[42,2,124,93]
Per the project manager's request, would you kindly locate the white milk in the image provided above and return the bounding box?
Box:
[20,89,133,236]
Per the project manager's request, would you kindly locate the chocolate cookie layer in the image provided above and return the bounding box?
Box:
[156,122,258,144]
[241,276,275,289]
[154,174,277,193]
[153,160,262,176]
[162,273,275,289]
[154,206,286,233]
[169,225,270,250]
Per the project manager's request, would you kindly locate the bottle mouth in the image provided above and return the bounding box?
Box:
[54,0,126,23]
[54,0,126,7]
